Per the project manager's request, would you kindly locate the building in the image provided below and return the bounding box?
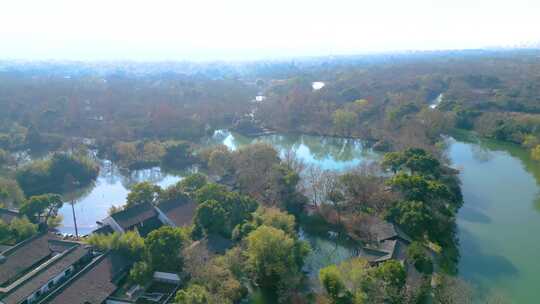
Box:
[355,216,412,266]
[96,199,196,236]
[155,200,196,228]
[101,203,163,237]
[0,209,19,225]
[38,252,132,304]
[0,233,94,304]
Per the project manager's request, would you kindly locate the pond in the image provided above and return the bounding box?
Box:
[55,129,540,302]
[208,129,380,171]
[214,130,540,301]
[57,161,184,235]
[206,130,380,286]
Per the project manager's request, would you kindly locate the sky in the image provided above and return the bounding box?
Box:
[1,0,539,61]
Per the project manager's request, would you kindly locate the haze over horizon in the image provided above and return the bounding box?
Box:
[1,0,540,61]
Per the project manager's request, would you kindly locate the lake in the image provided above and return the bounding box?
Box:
[448,133,540,302]
[57,130,540,301]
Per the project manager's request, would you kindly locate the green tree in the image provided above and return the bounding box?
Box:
[226,193,258,231]
[129,261,153,285]
[373,260,406,291]
[193,186,258,239]
[16,152,98,196]
[382,148,440,176]
[389,200,432,239]
[388,172,450,203]
[381,152,405,174]
[10,216,38,242]
[145,226,186,272]
[178,173,207,194]
[175,284,211,304]
[87,231,145,260]
[407,242,433,274]
[20,193,63,224]
[319,265,351,304]
[253,207,296,236]
[193,200,228,237]
[318,258,374,303]
[49,153,99,190]
[245,225,310,295]
[126,182,162,208]
[194,183,229,205]
[403,148,441,176]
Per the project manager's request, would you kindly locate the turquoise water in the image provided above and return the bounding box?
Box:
[55,130,540,302]
[448,135,540,303]
[217,130,540,301]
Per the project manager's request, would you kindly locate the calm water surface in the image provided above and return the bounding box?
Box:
[58,161,183,235]
[448,135,540,303]
[57,130,540,302]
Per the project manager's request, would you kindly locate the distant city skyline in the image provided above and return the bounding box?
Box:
[1,0,539,61]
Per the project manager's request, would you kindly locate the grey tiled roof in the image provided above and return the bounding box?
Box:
[110,203,158,230]
[367,217,412,243]
[361,239,409,264]
[158,200,196,227]
[0,234,53,286]
[42,252,131,304]
[91,224,114,235]
[1,245,89,304]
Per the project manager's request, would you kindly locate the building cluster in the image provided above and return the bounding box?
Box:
[0,198,197,304]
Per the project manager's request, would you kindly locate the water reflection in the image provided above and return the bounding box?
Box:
[208,130,380,171]
[299,228,357,289]
[57,161,184,235]
[449,133,540,302]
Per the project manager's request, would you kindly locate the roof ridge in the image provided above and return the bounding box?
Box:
[1,232,48,256]
[0,243,81,294]
[36,251,108,304]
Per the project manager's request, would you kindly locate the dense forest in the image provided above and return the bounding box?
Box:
[1,50,538,303]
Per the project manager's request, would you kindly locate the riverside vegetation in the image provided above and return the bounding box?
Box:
[2,51,538,302]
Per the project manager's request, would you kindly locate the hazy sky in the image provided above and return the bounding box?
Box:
[1,0,539,61]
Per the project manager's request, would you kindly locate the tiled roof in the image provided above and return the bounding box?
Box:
[91,224,114,235]
[0,208,19,224]
[43,252,131,304]
[1,245,89,304]
[0,234,54,287]
[135,217,163,237]
[110,203,158,230]
[361,239,409,264]
[368,217,412,243]
[158,200,196,227]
